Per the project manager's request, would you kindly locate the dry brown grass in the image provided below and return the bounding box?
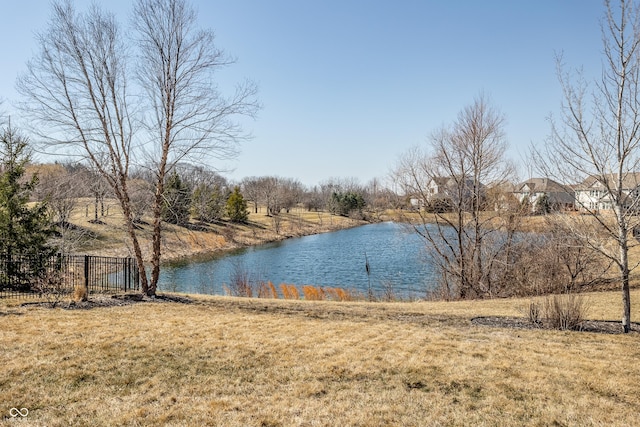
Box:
[1,290,640,426]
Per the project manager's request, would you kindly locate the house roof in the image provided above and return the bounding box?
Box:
[575,172,640,191]
[515,178,573,194]
[429,177,452,187]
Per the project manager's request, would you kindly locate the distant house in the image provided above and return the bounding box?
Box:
[412,176,483,211]
[427,177,480,199]
[486,181,518,211]
[514,178,575,212]
[574,173,640,212]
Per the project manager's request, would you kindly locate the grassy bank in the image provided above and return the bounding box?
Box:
[1,290,640,426]
[66,199,367,261]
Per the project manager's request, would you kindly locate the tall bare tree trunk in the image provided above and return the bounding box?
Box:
[18,0,258,299]
[134,0,259,295]
[617,209,632,332]
[149,142,170,296]
[540,0,640,332]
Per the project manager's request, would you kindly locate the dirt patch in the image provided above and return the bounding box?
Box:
[471,316,640,335]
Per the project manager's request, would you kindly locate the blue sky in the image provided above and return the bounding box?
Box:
[0,0,605,187]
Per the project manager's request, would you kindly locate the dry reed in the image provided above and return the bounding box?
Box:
[287,284,300,300]
[280,283,300,300]
[268,281,278,299]
[302,285,325,301]
[256,281,279,299]
[324,287,352,301]
[72,285,88,302]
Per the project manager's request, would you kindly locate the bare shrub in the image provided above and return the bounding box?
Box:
[226,263,253,297]
[489,217,608,299]
[525,300,542,327]
[425,279,456,301]
[380,280,397,302]
[542,293,589,331]
[34,269,69,308]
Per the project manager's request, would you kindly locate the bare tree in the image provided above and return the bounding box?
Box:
[364,177,400,218]
[541,0,640,332]
[241,177,262,214]
[395,95,515,299]
[32,163,80,226]
[128,178,155,224]
[278,177,303,213]
[31,163,94,254]
[176,163,228,193]
[134,0,259,291]
[86,165,111,224]
[18,0,258,296]
[259,176,281,216]
[18,1,150,291]
[301,185,324,212]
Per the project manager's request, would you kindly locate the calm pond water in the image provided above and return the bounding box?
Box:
[158,221,438,299]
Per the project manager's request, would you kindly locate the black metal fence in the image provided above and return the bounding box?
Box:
[0,254,140,298]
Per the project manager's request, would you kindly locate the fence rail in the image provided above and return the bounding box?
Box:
[0,254,140,298]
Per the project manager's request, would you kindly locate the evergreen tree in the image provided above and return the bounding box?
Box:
[226,186,248,223]
[0,125,56,288]
[330,191,366,216]
[161,172,192,225]
[534,193,551,215]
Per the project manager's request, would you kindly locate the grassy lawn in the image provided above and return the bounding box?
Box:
[2,291,640,426]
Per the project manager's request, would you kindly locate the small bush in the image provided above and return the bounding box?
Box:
[226,263,253,297]
[527,300,542,327]
[380,280,397,302]
[256,282,270,299]
[542,293,588,331]
[73,284,88,302]
[279,283,289,299]
[34,270,68,308]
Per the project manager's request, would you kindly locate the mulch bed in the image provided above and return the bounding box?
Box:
[471,316,640,335]
[21,293,193,310]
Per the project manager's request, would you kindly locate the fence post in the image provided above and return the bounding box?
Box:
[134,260,140,291]
[124,258,130,292]
[84,255,90,296]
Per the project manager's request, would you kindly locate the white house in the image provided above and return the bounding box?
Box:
[574,173,640,212]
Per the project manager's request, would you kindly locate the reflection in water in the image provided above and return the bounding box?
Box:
[158,222,438,299]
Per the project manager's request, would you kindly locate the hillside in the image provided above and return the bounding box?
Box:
[63,199,367,261]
